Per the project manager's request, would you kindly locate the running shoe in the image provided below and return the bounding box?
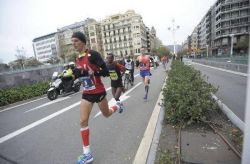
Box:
[143,94,148,101]
[116,101,125,113]
[77,153,93,164]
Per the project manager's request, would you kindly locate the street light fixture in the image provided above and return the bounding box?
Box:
[168,19,180,58]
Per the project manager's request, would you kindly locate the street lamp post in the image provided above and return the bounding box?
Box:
[168,19,180,57]
[206,45,209,58]
[230,34,234,59]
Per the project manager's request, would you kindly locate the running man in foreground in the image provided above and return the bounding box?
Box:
[136,47,151,101]
[71,32,124,164]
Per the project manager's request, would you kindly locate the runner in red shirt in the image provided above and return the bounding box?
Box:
[71,32,124,164]
[136,47,151,101]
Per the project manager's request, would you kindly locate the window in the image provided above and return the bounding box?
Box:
[91,38,96,43]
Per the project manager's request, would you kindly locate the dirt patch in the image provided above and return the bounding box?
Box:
[155,107,243,163]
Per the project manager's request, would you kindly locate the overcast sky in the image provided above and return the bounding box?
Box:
[0,0,217,63]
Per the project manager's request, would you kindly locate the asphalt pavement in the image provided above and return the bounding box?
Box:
[186,59,247,122]
[0,65,168,164]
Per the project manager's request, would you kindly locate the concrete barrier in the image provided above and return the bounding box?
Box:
[0,65,63,89]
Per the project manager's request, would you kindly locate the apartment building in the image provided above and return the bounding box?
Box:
[87,21,104,56]
[57,18,95,62]
[197,16,208,52]
[101,10,148,59]
[186,0,249,55]
[214,0,249,54]
[32,10,160,62]
[32,32,59,63]
[190,26,199,53]
[146,27,157,53]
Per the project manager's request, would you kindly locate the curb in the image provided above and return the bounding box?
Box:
[133,75,168,164]
[212,94,245,132]
[146,103,165,164]
[132,86,164,164]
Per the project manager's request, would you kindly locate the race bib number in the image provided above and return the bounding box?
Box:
[109,71,118,80]
[80,76,96,91]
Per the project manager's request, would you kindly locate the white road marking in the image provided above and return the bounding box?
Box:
[191,61,248,77]
[0,97,46,113]
[24,97,70,113]
[0,102,80,144]
[133,77,166,164]
[94,82,142,118]
[0,73,139,113]
[0,81,138,143]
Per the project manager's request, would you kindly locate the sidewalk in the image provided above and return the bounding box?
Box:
[152,60,242,164]
[154,119,241,164]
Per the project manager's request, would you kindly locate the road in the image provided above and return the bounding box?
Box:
[186,59,247,122]
[0,65,168,164]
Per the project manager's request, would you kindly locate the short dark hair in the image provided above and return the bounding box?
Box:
[71,32,86,44]
[107,53,114,58]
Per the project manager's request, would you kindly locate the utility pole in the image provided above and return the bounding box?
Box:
[168,19,180,57]
[206,45,209,58]
[230,34,234,59]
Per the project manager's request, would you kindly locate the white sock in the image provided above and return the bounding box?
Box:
[83,145,90,154]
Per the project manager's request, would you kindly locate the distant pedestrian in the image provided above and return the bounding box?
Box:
[161,55,168,71]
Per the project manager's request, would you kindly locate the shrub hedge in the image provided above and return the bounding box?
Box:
[162,60,218,126]
[0,81,49,107]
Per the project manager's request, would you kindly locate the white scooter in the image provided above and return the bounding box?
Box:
[47,72,81,100]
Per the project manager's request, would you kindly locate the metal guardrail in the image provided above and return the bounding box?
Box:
[194,54,248,65]
[192,58,248,73]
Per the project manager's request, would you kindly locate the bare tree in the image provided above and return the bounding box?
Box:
[15,46,27,69]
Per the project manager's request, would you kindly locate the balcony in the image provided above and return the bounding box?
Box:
[221,5,249,13]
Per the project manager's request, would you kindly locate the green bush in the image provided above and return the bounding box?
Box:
[163,61,217,125]
[0,81,49,107]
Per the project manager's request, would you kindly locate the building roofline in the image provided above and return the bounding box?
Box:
[33,32,57,42]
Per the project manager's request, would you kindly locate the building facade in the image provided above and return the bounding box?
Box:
[32,10,160,62]
[214,0,249,54]
[32,32,59,63]
[100,10,148,59]
[87,21,104,56]
[185,0,249,56]
[57,18,95,62]
[146,27,157,53]
[190,26,199,53]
